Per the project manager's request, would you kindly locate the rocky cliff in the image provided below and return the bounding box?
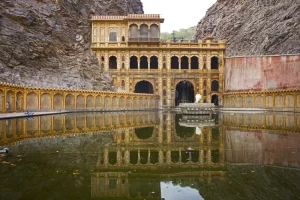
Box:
[195,0,300,57]
[0,0,143,90]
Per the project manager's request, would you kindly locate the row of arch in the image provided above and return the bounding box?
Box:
[0,89,159,112]
[224,93,300,109]
[129,24,159,40]
[108,56,219,70]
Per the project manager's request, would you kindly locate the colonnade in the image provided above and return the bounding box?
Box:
[0,82,159,112]
[224,89,300,111]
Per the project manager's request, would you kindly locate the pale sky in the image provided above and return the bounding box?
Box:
[142,0,217,33]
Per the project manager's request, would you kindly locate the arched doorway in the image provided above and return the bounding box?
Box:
[109,56,117,69]
[130,56,138,69]
[135,81,154,94]
[211,56,219,69]
[175,80,194,106]
[171,56,179,69]
[211,94,219,106]
[140,56,148,69]
[211,80,219,92]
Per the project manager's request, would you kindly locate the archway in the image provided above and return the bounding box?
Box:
[109,56,117,69]
[191,56,199,69]
[130,56,138,69]
[171,56,179,69]
[140,56,148,69]
[211,80,219,91]
[181,56,189,69]
[150,56,158,69]
[135,81,154,94]
[140,24,148,41]
[211,56,219,69]
[135,127,154,139]
[150,24,159,40]
[129,24,138,40]
[175,80,194,106]
[211,94,219,106]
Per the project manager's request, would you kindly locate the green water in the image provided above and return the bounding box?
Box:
[0,111,300,200]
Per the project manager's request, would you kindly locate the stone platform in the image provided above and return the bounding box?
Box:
[178,103,216,115]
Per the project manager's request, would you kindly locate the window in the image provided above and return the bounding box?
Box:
[109,29,117,42]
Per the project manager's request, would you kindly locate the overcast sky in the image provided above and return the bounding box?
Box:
[142,0,217,33]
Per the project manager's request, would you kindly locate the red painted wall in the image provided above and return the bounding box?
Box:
[225,55,300,92]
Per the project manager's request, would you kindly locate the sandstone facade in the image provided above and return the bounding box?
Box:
[0,0,143,90]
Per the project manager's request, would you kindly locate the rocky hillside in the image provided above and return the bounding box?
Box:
[0,0,143,90]
[195,0,300,57]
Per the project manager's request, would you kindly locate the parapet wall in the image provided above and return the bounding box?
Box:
[0,82,160,113]
[224,54,300,111]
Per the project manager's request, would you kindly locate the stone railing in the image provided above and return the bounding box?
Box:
[223,88,300,112]
[0,82,160,113]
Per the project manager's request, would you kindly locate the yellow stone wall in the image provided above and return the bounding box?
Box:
[224,89,300,112]
[91,15,226,107]
[0,82,159,113]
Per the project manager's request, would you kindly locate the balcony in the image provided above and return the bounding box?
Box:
[128,38,160,43]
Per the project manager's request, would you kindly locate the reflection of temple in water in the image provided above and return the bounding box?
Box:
[1,112,300,199]
[92,113,225,199]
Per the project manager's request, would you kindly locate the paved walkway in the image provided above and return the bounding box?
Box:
[0,111,71,120]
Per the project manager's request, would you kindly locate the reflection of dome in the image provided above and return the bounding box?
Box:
[135,127,154,139]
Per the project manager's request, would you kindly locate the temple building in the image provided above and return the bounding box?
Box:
[91,14,226,107]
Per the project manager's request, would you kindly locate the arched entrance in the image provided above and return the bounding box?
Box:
[175,80,194,106]
[135,81,154,94]
[211,94,219,106]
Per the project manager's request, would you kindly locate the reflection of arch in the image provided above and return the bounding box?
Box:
[150,56,158,69]
[140,56,148,69]
[211,80,219,91]
[135,80,154,94]
[130,56,138,69]
[109,56,117,69]
[129,24,138,39]
[65,94,75,110]
[54,93,63,110]
[191,56,199,69]
[41,93,51,110]
[26,92,38,111]
[130,151,138,165]
[211,56,219,69]
[108,152,117,165]
[181,56,189,69]
[140,24,148,40]
[211,94,219,106]
[135,127,154,139]
[175,80,194,106]
[150,24,159,39]
[171,56,179,69]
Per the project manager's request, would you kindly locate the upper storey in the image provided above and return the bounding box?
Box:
[91,14,225,50]
[91,14,164,44]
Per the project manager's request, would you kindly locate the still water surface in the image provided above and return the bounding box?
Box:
[0,111,300,199]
